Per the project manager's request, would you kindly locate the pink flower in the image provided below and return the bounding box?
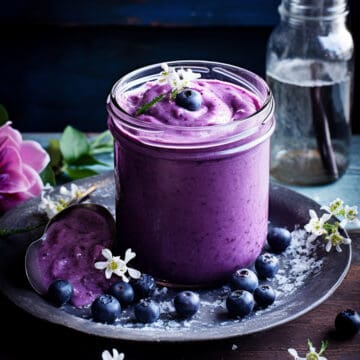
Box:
[0,122,50,213]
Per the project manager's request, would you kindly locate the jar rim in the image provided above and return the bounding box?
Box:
[279,0,349,21]
[107,60,275,149]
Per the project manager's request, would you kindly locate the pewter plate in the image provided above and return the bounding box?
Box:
[0,172,351,342]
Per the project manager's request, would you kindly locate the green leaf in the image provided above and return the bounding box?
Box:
[64,167,98,180]
[90,130,113,151]
[135,93,166,115]
[90,146,114,155]
[70,153,107,167]
[40,164,56,186]
[47,138,63,169]
[0,104,9,125]
[60,126,90,164]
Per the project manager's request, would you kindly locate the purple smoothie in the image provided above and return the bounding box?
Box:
[107,61,275,285]
[35,206,114,307]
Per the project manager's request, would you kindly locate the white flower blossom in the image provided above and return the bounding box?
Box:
[305,199,355,253]
[325,230,351,252]
[102,349,124,360]
[38,184,91,219]
[320,198,344,216]
[340,205,359,228]
[59,183,83,199]
[304,210,331,242]
[288,340,327,360]
[94,248,141,281]
[158,63,201,92]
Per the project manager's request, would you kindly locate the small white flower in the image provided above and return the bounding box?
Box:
[38,184,90,219]
[339,205,359,228]
[38,195,59,218]
[288,340,327,360]
[288,348,303,359]
[158,63,201,92]
[304,210,331,242]
[325,230,351,252]
[158,63,171,84]
[94,248,141,281]
[102,349,124,360]
[320,198,344,216]
[59,183,83,199]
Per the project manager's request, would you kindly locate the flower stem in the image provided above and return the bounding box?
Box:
[135,94,166,115]
[0,223,45,237]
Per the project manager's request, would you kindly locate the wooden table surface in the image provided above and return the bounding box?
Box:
[0,134,359,359]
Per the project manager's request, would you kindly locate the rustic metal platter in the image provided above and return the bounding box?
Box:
[0,172,351,342]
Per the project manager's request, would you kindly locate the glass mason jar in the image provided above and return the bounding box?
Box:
[266,0,354,185]
[107,60,275,286]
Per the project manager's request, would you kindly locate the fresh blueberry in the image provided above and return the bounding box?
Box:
[254,285,276,307]
[47,279,73,307]
[229,268,259,293]
[91,294,121,324]
[335,309,360,337]
[174,291,200,319]
[175,89,202,111]
[226,290,255,318]
[255,253,279,279]
[108,281,135,306]
[132,274,157,299]
[134,299,160,323]
[267,227,291,253]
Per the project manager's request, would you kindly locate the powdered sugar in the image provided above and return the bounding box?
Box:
[71,227,325,332]
[273,228,323,300]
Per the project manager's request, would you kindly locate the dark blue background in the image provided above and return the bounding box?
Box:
[0,0,358,133]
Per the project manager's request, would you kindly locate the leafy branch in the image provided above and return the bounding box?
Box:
[40,126,114,185]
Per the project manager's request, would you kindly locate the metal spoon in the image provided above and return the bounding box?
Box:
[25,189,116,295]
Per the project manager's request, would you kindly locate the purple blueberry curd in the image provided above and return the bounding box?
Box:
[36,206,114,307]
[123,80,260,126]
[107,61,275,285]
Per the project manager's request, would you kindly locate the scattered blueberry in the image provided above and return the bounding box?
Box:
[134,299,160,323]
[255,253,279,279]
[132,274,157,299]
[174,291,200,319]
[267,227,291,253]
[229,268,259,292]
[91,294,121,324]
[226,290,255,318]
[108,281,135,306]
[175,89,202,111]
[254,285,276,307]
[335,309,360,337]
[47,279,73,307]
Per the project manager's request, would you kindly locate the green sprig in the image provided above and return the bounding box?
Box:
[0,223,45,237]
[319,340,328,355]
[135,94,166,116]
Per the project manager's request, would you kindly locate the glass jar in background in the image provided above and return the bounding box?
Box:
[266,0,354,185]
